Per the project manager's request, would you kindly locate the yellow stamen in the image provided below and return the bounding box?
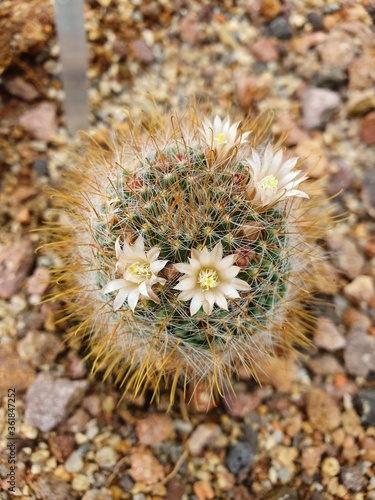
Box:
[259,175,278,193]
[214,133,226,145]
[198,268,220,291]
[126,262,152,283]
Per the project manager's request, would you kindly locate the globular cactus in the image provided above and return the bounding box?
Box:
[50,108,327,404]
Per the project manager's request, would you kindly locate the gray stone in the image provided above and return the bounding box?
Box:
[225,442,255,476]
[0,239,35,299]
[344,333,375,377]
[302,87,341,130]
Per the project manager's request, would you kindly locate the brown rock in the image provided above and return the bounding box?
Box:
[344,332,375,377]
[251,38,279,62]
[49,434,76,463]
[25,372,89,432]
[62,408,90,433]
[361,112,375,145]
[301,87,341,130]
[129,448,165,485]
[254,355,297,392]
[307,354,344,375]
[136,414,174,445]
[4,76,39,101]
[193,480,215,500]
[26,267,50,295]
[223,388,263,418]
[344,275,375,306]
[17,331,64,366]
[180,15,200,44]
[259,0,281,19]
[326,235,364,280]
[82,395,101,417]
[292,32,326,55]
[131,40,154,64]
[19,102,57,141]
[306,389,341,432]
[295,136,330,178]
[273,113,308,147]
[33,474,72,500]
[348,90,375,116]
[317,33,356,69]
[0,239,35,299]
[349,55,375,91]
[236,73,271,109]
[187,423,222,456]
[301,446,326,475]
[166,477,185,500]
[362,168,375,218]
[314,317,346,351]
[216,465,236,491]
[0,343,35,391]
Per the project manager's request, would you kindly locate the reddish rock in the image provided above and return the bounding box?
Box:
[307,354,344,375]
[326,235,364,280]
[361,112,375,145]
[180,15,200,44]
[348,55,375,91]
[236,74,271,109]
[0,239,35,299]
[301,446,326,475]
[273,113,308,147]
[187,423,222,456]
[33,474,72,500]
[193,480,215,500]
[26,267,50,296]
[136,414,174,445]
[17,331,64,366]
[251,38,279,62]
[0,343,35,392]
[295,136,330,177]
[254,355,297,392]
[82,395,101,417]
[25,372,89,432]
[317,33,356,69]
[292,32,326,55]
[129,448,165,485]
[223,389,263,418]
[19,102,57,141]
[344,275,375,306]
[314,317,346,351]
[131,40,154,63]
[259,0,281,19]
[49,434,76,463]
[306,389,341,432]
[4,76,39,101]
[302,87,341,130]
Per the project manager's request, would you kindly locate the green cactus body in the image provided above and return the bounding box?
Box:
[52,111,325,403]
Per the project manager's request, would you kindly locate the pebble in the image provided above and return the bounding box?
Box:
[321,457,340,478]
[4,76,39,101]
[187,423,222,456]
[82,490,112,500]
[193,480,215,500]
[129,448,165,485]
[355,388,375,426]
[255,356,297,392]
[306,11,324,31]
[48,434,76,463]
[251,38,279,62]
[25,372,89,432]
[316,33,355,70]
[71,474,90,492]
[95,446,118,469]
[236,74,271,109]
[301,446,326,476]
[0,343,35,391]
[0,239,35,299]
[307,354,344,375]
[302,87,341,130]
[326,235,364,280]
[268,16,292,40]
[17,331,64,366]
[64,450,84,473]
[166,477,185,500]
[215,465,235,491]
[362,168,375,218]
[344,332,375,377]
[348,55,375,91]
[314,317,346,351]
[26,267,50,296]
[360,111,375,146]
[19,102,57,141]
[306,389,341,432]
[259,0,281,20]
[180,15,200,45]
[344,275,375,306]
[135,413,174,445]
[340,464,368,492]
[131,40,154,64]
[223,388,263,418]
[225,441,256,476]
[82,395,101,417]
[63,408,90,433]
[33,473,72,500]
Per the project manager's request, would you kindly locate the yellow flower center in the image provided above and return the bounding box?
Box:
[258,175,278,193]
[126,262,152,283]
[198,268,220,291]
[214,133,227,145]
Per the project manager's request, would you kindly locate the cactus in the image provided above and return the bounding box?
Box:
[49,108,328,404]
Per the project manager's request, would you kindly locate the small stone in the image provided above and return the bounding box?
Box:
[348,55,375,91]
[166,477,185,500]
[295,136,329,178]
[259,0,281,20]
[362,169,375,218]
[63,408,90,433]
[355,388,375,426]
[236,73,271,109]
[344,275,375,306]
[33,474,72,500]
[306,11,324,30]
[71,474,90,492]
[17,207,31,225]
[348,90,375,116]
[216,465,235,491]
[314,317,346,351]
[49,434,76,463]
[193,480,215,500]
[268,16,292,40]
[17,331,64,366]
[361,112,375,145]
[307,354,344,375]
[223,389,263,418]
[82,395,101,416]
[0,239,35,299]
[82,490,112,500]
[251,38,279,62]
[322,457,340,478]
[340,464,368,492]
[344,332,375,377]
[65,450,84,473]
[180,15,200,44]
[0,343,35,391]
[225,442,255,476]
[129,448,165,485]
[4,77,39,101]
[19,102,57,141]
[254,355,297,392]
[33,158,49,176]
[327,163,355,196]
[302,87,341,130]
[135,414,174,445]
[306,389,341,432]
[95,446,118,469]
[26,267,50,296]
[131,40,154,64]
[187,423,222,456]
[25,372,88,432]
[317,34,355,69]
[326,235,364,280]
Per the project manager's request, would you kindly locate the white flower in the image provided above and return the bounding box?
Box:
[174,242,251,316]
[103,236,168,311]
[245,144,309,207]
[200,115,250,156]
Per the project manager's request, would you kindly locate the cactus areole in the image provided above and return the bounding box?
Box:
[51,109,326,404]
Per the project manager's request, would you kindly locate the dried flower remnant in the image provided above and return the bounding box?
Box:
[49,107,330,404]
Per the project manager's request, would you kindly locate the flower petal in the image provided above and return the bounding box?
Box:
[102,279,128,294]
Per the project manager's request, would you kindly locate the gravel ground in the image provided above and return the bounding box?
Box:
[0,1,375,499]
